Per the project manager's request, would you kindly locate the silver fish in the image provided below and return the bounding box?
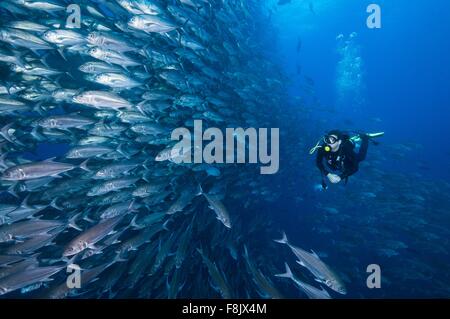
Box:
[73,91,133,110]
[274,232,346,294]
[275,263,331,299]
[1,159,78,181]
[63,215,124,256]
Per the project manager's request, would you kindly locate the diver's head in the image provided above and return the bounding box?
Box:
[323,130,342,152]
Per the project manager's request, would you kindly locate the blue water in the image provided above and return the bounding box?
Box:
[272,0,450,178]
[0,0,449,299]
[266,0,450,298]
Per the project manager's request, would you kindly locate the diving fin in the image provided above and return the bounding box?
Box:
[366,132,385,139]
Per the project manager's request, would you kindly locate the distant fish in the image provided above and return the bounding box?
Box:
[309,2,316,15]
[200,186,232,228]
[296,37,302,53]
[278,0,292,5]
[296,63,302,75]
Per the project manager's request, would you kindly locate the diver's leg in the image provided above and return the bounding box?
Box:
[357,134,369,161]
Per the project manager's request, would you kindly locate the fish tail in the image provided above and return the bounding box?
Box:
[274,262,293,279]
[68,212,83,231]
[273,231,288,244]
[0,151,7,169]
[7,182,19,199]
[196,184,203,196]
[49,197,63,211]
[79,159,91,172]
[0,122,17,145]
[242,244,249,259]
[20,194,31,209]
[129,214,141,230]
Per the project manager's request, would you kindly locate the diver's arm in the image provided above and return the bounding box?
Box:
[316,151,330,189]
[315,150,329,176]
[316,151,329,189]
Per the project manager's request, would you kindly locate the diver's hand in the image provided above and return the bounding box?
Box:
[327,173,341,184]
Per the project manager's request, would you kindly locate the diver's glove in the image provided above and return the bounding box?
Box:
[327,173,341,184]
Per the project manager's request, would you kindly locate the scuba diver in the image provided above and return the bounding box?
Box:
[309,130,384,190]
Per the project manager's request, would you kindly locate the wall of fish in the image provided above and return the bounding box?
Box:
[0,0,308,298]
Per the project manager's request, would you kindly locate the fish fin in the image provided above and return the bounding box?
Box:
[136,100,147,116]
[273,231,288,244]
[68,213,83,231]
[64,254,78,265]
[87,243,99,250]
[112,253,127,264]
[79,159,91,172]
[0,122,22,146]
[20,194,31,209]
[0,152,8,169]
[195,184,202,196]
[129,214,141,230]
[127,199,136,212]
[49,197,63,211]
[296,260,306,267]
[83,215,95,223]
[40,278,55,283]
[116,143,130,159]
[274,262,293,279]
[57,48,67,61]
[32,102,45,116]
[6,182,18,198]
[31,126,45,141]
[65,72,75,80]
[40,53,51,68]
[120,65,129,72]
[29,48,42,57]
[12,51,26,68]
[163,218,173,231]
[137,48,147,58]
[242,244,249,259]
[180,18,191,30]
[314,278,323,283]
[310,249,319,258]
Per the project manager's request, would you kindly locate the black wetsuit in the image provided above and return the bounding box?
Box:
[316,135,369,188]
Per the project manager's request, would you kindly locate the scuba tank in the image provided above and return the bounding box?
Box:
[349,135,363,153]
[350,132,385,152]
